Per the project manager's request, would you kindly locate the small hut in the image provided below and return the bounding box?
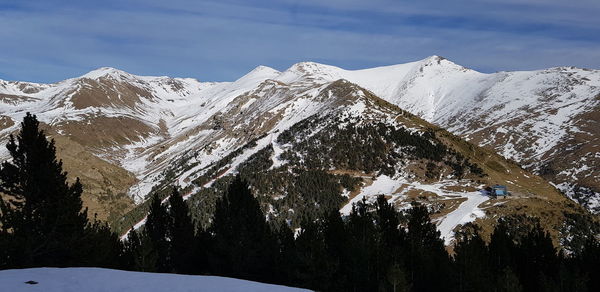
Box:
[491,185,508,197]
[480,184,508,198]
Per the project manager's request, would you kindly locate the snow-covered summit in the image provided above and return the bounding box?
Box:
[234,65,281,86]
[80,67,135,80]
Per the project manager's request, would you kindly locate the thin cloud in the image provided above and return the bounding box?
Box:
[0,0,598,83]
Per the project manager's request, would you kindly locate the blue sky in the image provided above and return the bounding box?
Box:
[1,0,599,83]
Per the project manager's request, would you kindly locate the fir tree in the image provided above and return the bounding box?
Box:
[273,220,296,285]
[495,267,523,292]
[347,198,378,291]
[387,263,410,292]
[124,228,158,272]
[453,224,491,292]
[405,202,451,291]
[168,187,196,274]
[145,193,171,272]
[292,216,327,290]
[0,113,88,268]
[514,223,558,291]
[321,209,350,291]
[576,238,600,292]
[209,175,277,281]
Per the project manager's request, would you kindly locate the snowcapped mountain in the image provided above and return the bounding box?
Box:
[269,56,600,212]
[0,57,596,246]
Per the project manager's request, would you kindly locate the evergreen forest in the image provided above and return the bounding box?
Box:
[1,113,599,292]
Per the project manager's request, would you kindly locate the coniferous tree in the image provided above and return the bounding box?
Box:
[495,267,523,292]
[514,223,558,291]
[124,228,158,272]
[321,209,350,291]
[387,263,410,292]
[405,202,451,291]
[167,187,196,274]
[292,216,327,290]
[0,113,88,268]
[489,220,516,274]
[79,219,125,269]
[209,175,277,281]
[374,195,406,290]
[577,238,600,292]
[194,225,212,275]
[347,198,378,291]
[453,224,491,292]
[274,220,296,285]
[145,193,171,272]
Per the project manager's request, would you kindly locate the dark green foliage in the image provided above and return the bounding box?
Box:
[405,202,452,291]
[276,114,484,182]
[513,223,558,291]
[279,118,449,176]
[123,229,158,272]
[560,211,600,255]
[3,114,598,292]
[209,176,278,282]
[575,239,600,291]
[124,187,202,274]
[145,193,171,272]
[387,263,410,292]
[495,267,523,292]
[168,188,197,274]
[188,176,234,230]
[0,113,121,269]
[188,167,357,229]
[291,217,329,289]
[78,220,125,269]
[346,198,380,291]
[453,224,492,292]
[113,186,172,236]
[122,180,599,292]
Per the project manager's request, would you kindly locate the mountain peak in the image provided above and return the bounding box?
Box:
[247,65,280,77]
[233,65,281,85]
[419,55,471,71]
[286,61,340,74]
[80,67,133,80]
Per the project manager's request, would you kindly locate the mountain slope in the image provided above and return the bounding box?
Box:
[286,57,600,212]
[0,59,596,247]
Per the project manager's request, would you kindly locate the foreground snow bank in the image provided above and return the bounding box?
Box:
[0,267,312,292]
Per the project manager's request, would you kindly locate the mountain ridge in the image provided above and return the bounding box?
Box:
[0,57,597,246]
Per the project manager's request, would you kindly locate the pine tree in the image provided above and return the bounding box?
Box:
[347,198,378,291]
[387,263,410,292]
[575,238,600,292]
[209,175,277,281]
[79,219,124,269]
[0,113,88,268]
[145,193,171,272]
[496,267,523,292]
[124,229,158,272]
[293,216,327,290]
[488,220,516,273]
[321,209,350,291]
[168,187,196,274]
[514,223,558,292]
[273,220,296,285]
[453,224,491,292]
[405,202,451,291]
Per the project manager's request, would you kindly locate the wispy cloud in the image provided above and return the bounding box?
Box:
[0,0,598,83]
